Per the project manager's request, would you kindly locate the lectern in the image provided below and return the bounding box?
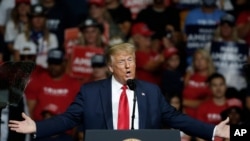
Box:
[85,129,180,141]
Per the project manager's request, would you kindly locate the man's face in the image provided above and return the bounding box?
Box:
[166,54,180,70]
[83,27,100,44]
[108,51,136,84]
[136,35,151,48]
[47,63,65,78]
[210,77,226,98]
[32,16,46,29]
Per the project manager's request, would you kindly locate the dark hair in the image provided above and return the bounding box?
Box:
[166,94,183,112]
[206,73,225,84]
[220,106,243,121]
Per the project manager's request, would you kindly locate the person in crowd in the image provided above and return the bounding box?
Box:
[136,0,180,40]
[89,54,110,81]
[230,0,248,18]
[131,22,164,85]
[184,0,225,28]
[39,0,69,47]
[219,105,243,141]
[0,0,38,35]
[75,53,110,84]
[59,0,88,28]
[77,17,105,48]
[169,94,183,111]
[205,13,249,95]
[4,0,31,60]
[196,73,242,141]
[184,0,225,65]
[65,17,105,84]
[162,30,186,73]
[197,73,230,125]
[161,47,183,99]
[88,0,122,45]
[236,0,250,45]
[182,49,215,118]
[13,4,58,68]
[24,49,81,121]
[105,0,132,41]
[166,94,191,141]
[221,106,243,125]
[8,43,229,141]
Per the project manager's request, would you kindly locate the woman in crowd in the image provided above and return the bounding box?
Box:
[13,4,58,68]
[4,0,31,60]
[182,49,215,118]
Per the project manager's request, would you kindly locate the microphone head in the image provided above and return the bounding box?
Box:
[126,79,136,90]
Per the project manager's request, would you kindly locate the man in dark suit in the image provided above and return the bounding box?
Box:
[9,43,229,140]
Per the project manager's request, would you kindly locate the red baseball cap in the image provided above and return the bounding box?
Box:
[131,22,154,36]
[164,47,178,59]
[88,0,105,7]
[227,98,243,109]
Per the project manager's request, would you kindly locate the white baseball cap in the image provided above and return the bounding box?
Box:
[19,42,37,55]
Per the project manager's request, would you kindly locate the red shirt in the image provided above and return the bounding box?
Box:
[196,99,228,125]
[236,11,250,45]
[183,73,211,118]
[135,50,161,85]
[25,71,81,121]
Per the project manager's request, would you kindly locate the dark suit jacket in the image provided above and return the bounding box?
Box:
[36,77,215,140]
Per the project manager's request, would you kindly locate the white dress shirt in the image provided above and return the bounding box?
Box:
[111,76,139,130]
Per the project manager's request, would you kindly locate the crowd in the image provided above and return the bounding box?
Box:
[0,0,250,141]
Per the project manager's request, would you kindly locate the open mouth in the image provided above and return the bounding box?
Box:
[126,70,131,77]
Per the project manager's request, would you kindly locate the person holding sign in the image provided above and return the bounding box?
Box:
[78,17,105,48]
[205,13,249,96]
[184,0,225,65]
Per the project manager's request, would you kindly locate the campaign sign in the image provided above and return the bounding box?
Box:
[230,124,250,141]
[64,28,80,56]
[185,25,217,56]
[210,41,249,72]
[69,46,103,78]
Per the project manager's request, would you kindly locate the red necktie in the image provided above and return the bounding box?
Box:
[117,85,129,130]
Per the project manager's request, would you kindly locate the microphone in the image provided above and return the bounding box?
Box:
[126,79,136,130]
[127,79,136,90]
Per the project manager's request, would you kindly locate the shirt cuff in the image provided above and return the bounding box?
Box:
[212,125,217,141]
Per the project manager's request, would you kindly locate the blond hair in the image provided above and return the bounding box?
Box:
[105,43,135,65]
[192,48,215,75]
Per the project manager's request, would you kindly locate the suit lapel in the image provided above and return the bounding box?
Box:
[99,77,114,129]
[135,80,147,129]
